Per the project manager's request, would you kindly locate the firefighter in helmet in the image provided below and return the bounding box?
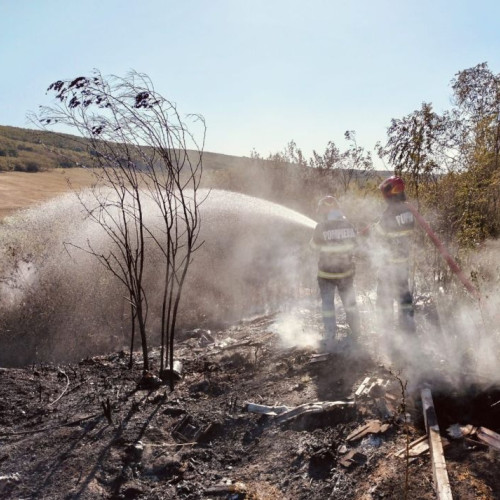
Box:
[375,176,416,334]
[310,196,361,351]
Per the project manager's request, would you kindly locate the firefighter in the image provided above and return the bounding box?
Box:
[310,196,361,351]
[375,176,416,334]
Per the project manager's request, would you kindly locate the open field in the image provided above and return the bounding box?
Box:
[1,136,499,499]
[0,169,94,219]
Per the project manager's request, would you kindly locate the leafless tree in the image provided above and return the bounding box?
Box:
[338,131,374,193]
[309,132,373,193]
[35,70,205,381]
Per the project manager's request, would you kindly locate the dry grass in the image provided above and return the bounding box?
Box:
[0,168,94,219]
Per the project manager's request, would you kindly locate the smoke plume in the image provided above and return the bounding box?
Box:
[0,189,316,366]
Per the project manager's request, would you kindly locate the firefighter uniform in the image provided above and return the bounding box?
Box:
[374,202,416,334]
[311,212,361,344]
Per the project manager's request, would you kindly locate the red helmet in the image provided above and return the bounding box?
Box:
[317,195,339,214]
[379,176,405,199]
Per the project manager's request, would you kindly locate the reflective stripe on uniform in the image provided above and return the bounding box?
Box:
[388,257,409,264]
[375,224,414,238]
[400,304,414,310]
[318,269,354,279]
[310,241,355,253]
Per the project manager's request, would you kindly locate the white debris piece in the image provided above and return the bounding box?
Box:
[447,424,477,439]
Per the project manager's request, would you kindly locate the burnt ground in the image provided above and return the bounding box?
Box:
[0,312,499,499]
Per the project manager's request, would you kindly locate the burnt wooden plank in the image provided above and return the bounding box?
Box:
[421,387,453,500]
[477,427,500,451]
[395,435,428,458]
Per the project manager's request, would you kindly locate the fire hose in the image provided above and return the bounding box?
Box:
[404,203,482,302]
[359,203,482,302]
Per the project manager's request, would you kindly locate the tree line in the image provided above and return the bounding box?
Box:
[379,62,500,250]
[253,63,500,252]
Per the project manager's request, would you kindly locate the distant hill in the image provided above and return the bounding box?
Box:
[0,124,274,173]
[0,125,91,172]
[0,124,390,176]
[0,124,389,217]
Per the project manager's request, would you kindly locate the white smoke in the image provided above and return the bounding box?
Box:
[299,192,500,389]
[0,189,317,366]
[272,308,322,350]
[1,186,498,389]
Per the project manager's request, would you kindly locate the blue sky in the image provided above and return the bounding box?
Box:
[1,0,500,166]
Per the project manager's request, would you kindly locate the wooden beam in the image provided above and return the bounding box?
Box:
[477,426,500,451]
[394,435,428,458]
[420,387,453,500]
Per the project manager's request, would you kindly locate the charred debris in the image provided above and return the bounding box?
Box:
[0,314,499,499]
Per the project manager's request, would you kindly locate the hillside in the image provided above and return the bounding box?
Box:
[0,124,389,219]
[0,125,391,173]
[0,169,95,219]
[0,125,91,172]
[0,124,274,174]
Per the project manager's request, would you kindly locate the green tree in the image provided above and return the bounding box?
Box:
[309,140,342,172]
[377,102,446,205]
[446,63,500,245]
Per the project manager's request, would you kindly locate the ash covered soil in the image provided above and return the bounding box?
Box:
[1,312,499,499]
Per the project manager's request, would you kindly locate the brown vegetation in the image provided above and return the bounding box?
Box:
[0,125,91,172]
[0,168,94,219]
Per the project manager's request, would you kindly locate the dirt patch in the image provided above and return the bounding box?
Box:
[0,313,499,499]
[0,169,93,219]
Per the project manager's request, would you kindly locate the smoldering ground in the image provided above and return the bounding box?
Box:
[0,189,316,366]
[353,196,500,391]
[1,187,499,392]
[287,192,500,391]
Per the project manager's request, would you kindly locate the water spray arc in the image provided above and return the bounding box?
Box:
[0,190,316,367]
